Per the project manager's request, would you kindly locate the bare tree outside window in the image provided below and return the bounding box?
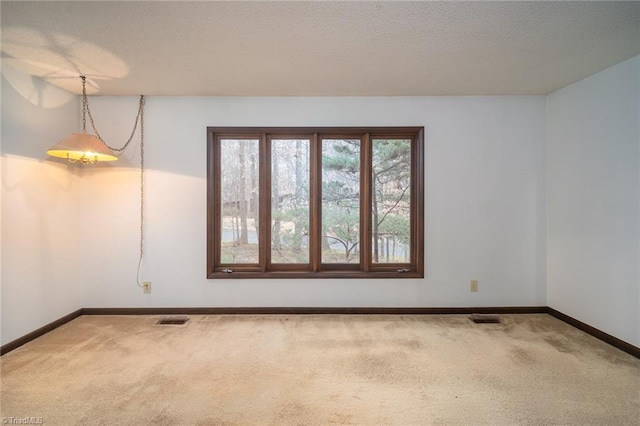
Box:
[372,139,412,263]
[322,139,360,263]
[219,139,259,264]
[271,139,310,264]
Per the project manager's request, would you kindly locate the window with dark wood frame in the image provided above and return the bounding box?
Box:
[207,127,424,278]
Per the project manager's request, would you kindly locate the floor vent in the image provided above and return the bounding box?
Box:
[156,316,190,325]
[470,313,501,324]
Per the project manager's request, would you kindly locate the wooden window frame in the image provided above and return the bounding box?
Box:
[207,127,424,279]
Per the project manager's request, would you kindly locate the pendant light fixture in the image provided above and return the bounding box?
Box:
[46,75,144,164]
[47,76,148,291]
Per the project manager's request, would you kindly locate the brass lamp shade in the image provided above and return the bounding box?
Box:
[47,133,118,164]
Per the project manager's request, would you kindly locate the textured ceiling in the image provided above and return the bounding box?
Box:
[2,1,639,96]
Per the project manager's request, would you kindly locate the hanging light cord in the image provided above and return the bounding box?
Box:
[80,76,146,288]
[135,97,145,288]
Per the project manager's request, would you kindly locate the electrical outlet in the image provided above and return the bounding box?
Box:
[143,281,152,293]
[470,280,478,292]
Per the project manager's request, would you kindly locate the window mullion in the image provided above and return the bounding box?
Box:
[309,133,321,272]
[260,134,270,272]
[360,133,372,272]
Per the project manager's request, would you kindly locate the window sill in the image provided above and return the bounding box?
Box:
[207,270,424,279]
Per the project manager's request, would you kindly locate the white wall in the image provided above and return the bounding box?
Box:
[1,67,82,345]
[547,56,640,347]
[81,96,547,309]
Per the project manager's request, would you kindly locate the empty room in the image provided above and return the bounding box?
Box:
[1,1,639,425]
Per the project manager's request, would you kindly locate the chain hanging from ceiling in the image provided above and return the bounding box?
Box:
[81,76,147,289]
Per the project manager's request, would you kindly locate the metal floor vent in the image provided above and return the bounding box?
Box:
[156,316,190,325]
[470,313,501,324]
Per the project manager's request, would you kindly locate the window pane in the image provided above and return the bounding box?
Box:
[220,139,259,264]
[372,139,412,263]
[271,139,310,263]
[322,139,360,264]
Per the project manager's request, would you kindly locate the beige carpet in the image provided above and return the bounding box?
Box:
[1,314,639,425]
